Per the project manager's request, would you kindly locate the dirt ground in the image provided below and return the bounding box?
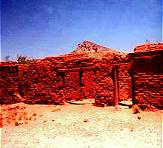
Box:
[1,101,162,148]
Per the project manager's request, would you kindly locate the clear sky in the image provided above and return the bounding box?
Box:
[1,0,162,60]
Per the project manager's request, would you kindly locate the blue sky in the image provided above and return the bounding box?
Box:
[1,0,162,60]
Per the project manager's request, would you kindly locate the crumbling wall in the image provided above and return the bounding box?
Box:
[134,43,163,53]
[83,70,96,99]
[94,69,114,107]
[132,50,163,108]
[17,57,93,104]
[92,58,114,106]
[118,62,132,101]
[18,59,65,104]
[0,63,18,104]
[63,70,81,101]
[0,48,135,107]
[0,57,118,106]
[1,43,163,108]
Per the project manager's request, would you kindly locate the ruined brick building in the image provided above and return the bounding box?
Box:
[0,41,163,109]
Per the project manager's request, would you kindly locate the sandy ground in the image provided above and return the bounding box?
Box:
[1,102,162,148]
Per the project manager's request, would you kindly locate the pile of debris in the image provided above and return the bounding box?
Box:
[0,103,38,127]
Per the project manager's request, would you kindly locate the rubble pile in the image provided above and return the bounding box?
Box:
[0,103,37,127]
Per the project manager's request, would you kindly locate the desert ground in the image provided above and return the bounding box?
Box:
[1,100,162,148]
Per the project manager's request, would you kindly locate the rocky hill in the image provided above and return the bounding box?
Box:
[43,41,127,62]
[72,40,127,59]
